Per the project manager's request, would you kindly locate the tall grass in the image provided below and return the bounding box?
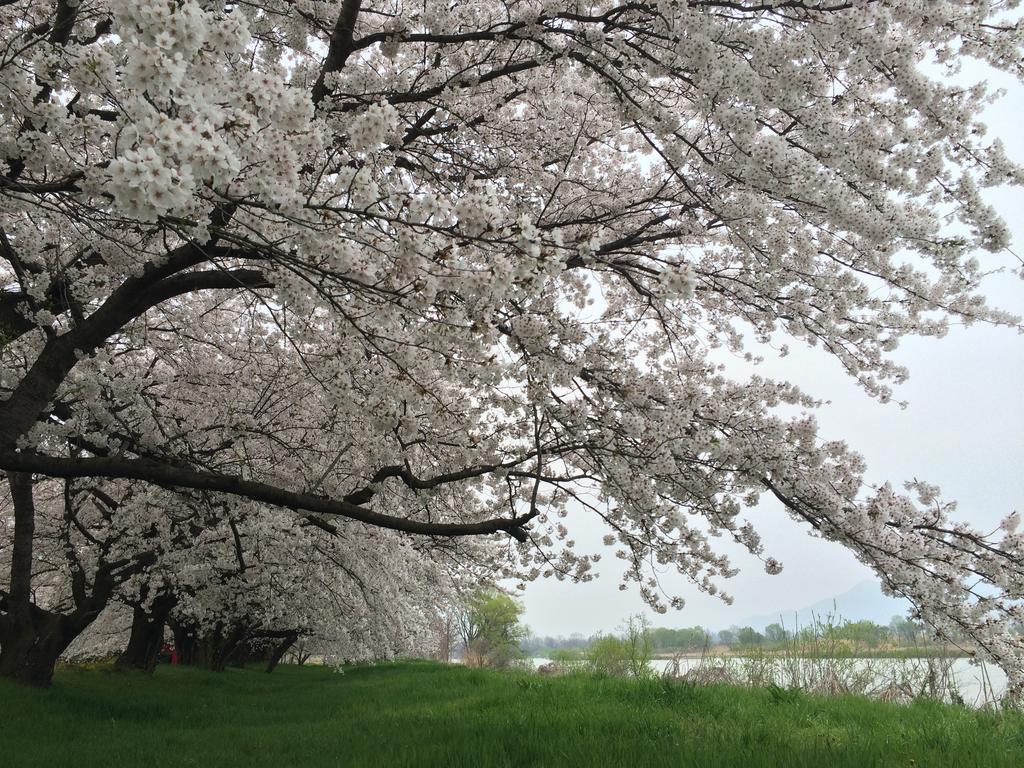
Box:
[540,613,1004,708]
[662,614,1002,708]
[1,662,1022,767]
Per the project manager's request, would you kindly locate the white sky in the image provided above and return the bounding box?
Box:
[519,61,1024,638]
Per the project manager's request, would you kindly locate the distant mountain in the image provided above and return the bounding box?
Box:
[730,580,912,632]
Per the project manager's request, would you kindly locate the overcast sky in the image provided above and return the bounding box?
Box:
[519,61,1024,638]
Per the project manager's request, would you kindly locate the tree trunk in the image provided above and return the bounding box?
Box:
[0,628,65,687]
[5,473,35,616]
[0,473,123,686]
[115,592,176,673]
[170,620,249,671]
[0,472,70,687]
[266,631,299,673]
[0,608,94,687]
[209,624,248,672]
[170,620,200,666]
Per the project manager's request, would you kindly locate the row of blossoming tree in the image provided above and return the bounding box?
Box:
[1,0,1022,698]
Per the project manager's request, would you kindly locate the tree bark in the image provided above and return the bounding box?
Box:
[170,620,200,666]
[5,473,35,611]
[0,472,76,687]
[114,591,176,673]
[0,610,84,687]
[266,631,299,674]
[0,593,114,687]
[0,473,128,686]
[170,620,249,671]
[210,624,249,672]
[0,450,535,541]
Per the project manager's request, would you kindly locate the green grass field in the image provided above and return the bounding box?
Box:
[1,661,1021,767]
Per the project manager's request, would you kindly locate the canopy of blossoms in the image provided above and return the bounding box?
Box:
[0,0,1021,695]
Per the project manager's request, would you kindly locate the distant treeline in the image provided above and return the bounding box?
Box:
[521,616,1023,657]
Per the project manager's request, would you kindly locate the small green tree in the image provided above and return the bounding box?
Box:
[889,615,923,645]
[764,623,789,645]
[736,627,765,647]
[455,588,526,668]
[834,620,888,649]
[586,635,631,676]
[586,615,653,677]
[623,614,654,678]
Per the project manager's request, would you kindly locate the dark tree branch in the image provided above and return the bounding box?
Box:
[343,461,512,506]
[0,452,537,542]
[0,173,85,194]
[311,0,363,106]
[0,247,261,447]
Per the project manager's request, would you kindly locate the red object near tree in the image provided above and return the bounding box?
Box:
[162,644,179,666]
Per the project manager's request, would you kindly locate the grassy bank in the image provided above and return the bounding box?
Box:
[1,661,1021,767]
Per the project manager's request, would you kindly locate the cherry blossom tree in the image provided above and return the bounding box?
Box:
[0,339,478,681]
[1,0,1023,696]
[0,473,160,684]
[158,500,462,671]
[2,467,465,680]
